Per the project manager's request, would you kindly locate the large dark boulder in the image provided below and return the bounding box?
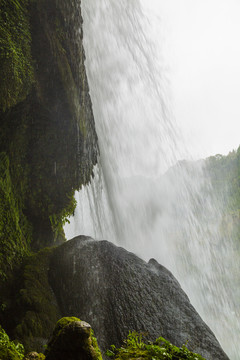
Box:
[49,236,229,360]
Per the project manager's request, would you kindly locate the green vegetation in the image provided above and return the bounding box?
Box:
[0,0,98,259]
[0,325,207,360]
[45,317,102,360]
[0,325,25,360]
[91,328,103,360]
[0,0,34,111]
[0,0,81,255]
[0,152,31,281]
[14,248,61,352]
[48,317,81,338]
[45,317,84,353]
[206,146,240,249]
[0,0,94,354]
[106,332,205,360]
[206,148,240,205]
[0,325,45,359]
[48,193,76,242]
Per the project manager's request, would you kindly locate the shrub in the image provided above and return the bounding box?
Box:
[106,331,205,360]
[0,325,25,360]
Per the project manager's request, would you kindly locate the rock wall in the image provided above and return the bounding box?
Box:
[0,0,98,281]
[0,0,98,342]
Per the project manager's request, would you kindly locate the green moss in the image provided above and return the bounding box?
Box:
[52,317,82,334]
[0,1,98,349]
[45,317,86,352]
[0,0,34,111]
[0,0,98,256]
[106,332,205,360]
[0,325,25,360]
[37,354,46,360]
[49,193,76,243]
[14,248,61,353]
[0,152,31,281]
[91,329,103,360]
[45,317,103,360]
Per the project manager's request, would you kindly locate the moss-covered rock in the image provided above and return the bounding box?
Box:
[0,0,98,258]
[45,317,102,360]
[24,351,45,360]
[0,0,98,348]
[12,248,61,353]
[0,0,34,111]
[0,152,31,281]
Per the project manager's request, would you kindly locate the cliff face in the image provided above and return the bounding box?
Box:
[0,0,98,280]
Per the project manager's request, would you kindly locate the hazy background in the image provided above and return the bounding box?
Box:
[141,0,240,159]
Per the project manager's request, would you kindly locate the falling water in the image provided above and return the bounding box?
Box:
[64,0,240,358]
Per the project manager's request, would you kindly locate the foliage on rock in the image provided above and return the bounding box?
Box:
[0,0,98,351]
[206,146,240,250]
[13,248,61,353]
[0,0,34,111]
[0,152,31,281]
[91,329,103,360]
[0,0,98,258]
[0,325,25,360]
[24,352,45,360]
[106,332,205,360]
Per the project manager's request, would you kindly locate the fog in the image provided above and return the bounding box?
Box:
[142,0,240,158]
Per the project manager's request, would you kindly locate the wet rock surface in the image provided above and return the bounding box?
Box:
[49,236,229,360]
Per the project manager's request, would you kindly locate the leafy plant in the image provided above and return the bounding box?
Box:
[106,332,205,360]
[0,325,25,360]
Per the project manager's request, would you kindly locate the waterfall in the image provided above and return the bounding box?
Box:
[64,1,240,358]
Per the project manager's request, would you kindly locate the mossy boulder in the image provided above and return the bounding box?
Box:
[45,317,102,360]
[24,352,45,360]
